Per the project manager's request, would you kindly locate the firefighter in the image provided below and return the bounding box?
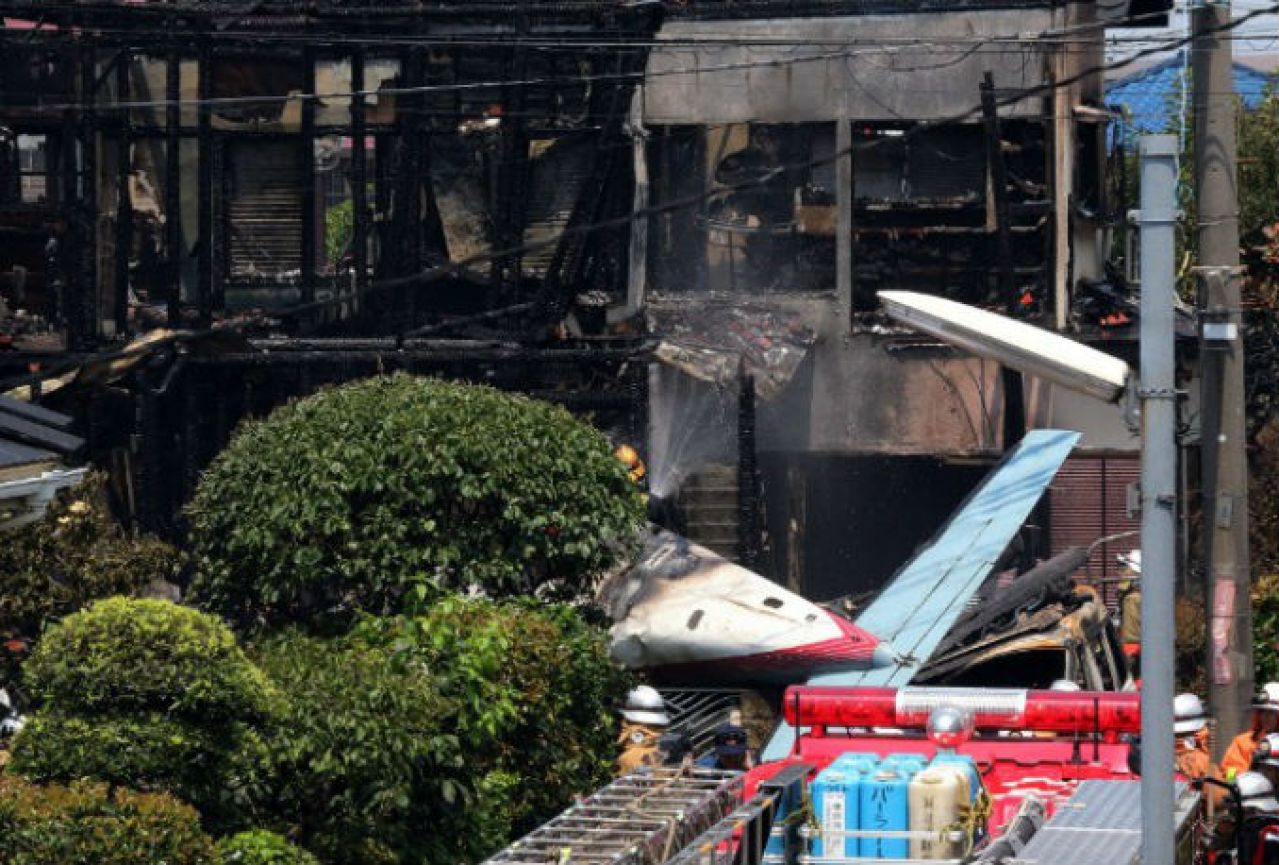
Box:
[700,710,754,771]
[614,444,647,486]
[1175,693,1217,780]
[1253,733,1279,790]
[1223,686,1279,780]
[1116,549,1142,661]
[1206,771,1279,861]
[1243,739,1279,865]
[617,685,671,775]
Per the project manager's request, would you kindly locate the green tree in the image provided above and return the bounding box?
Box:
[188,373,644,628]
[217,830,321,865]
[9,598,276,829]
[0,777,216,865]
[246,631,475,865]
[362,597,632,841]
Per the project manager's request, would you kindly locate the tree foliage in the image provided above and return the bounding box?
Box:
[188,373,644,628]
[363,597,632,840]
[19,597,275,721]
[0,473,178,687]
[246,631,475,865]
[242,598,627,865]
[217,830,321,865]
[0,777,215,865]
[9,598,275,829]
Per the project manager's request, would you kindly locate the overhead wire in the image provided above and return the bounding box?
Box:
[2,0,1277,390]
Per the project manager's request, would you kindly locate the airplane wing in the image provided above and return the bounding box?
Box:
[762,428,1080,759]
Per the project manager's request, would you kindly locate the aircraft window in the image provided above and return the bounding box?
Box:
[687,610,704,630]
[763,597,784,609]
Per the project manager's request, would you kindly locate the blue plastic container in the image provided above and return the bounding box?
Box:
[859,767,912,860]
[831,752,879,773]
[880,752,928,776]
[812,764,861,858]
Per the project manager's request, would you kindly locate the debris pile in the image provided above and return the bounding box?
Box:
[650,304,816,400]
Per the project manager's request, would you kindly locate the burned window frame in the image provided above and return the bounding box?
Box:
[648,121,838,296]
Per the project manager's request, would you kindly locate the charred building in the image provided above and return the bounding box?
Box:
[630,0,1180,600]
[0,0,662,533]
[0,0,1183,598]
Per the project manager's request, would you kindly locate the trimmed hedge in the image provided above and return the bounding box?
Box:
[0,777,215,865]
[10,598,275,830]
[20,597,275,722]
[217,830,320,865]
[8,712,264,822]
[247,632,474,865]
[188,374,644,626]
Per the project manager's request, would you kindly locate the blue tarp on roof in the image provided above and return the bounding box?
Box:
[1107,52,1273,140]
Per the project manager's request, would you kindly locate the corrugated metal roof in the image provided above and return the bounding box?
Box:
[0,396,80,477]
[1107,50,1273,138]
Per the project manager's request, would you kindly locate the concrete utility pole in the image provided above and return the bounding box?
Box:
[1193,0,1253,751]
[1138,135,1178,865]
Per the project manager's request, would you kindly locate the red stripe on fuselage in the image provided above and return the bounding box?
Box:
[650,612,880,682]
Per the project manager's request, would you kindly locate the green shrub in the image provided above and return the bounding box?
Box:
[0,777,215,865]
[364,597,631,841]
[21,597,274,722]
[248,631,476,865]
[188,373,644,626]
[10,598,274,829]
[217,830,320,865]
[0,473,178,686]
[1255,573,1279,685]
[8,712,264,823]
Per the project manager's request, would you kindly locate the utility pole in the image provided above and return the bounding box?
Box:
[1194,0,1253,752]
[1138,135,1178,865]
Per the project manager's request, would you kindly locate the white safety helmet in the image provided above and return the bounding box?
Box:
[1238,771,1279,813]
[621,685,670,726]
[1255,733,1279,769]
[1049,680,1082,692]
[1117,549,1142,575]
[1253,686,1279,713]
[1174,693,1208,734]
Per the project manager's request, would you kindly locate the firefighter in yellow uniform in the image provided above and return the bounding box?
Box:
[617,686,671,775]
[1116,550,1142,663]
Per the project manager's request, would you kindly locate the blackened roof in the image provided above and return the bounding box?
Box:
[0,395,82,461]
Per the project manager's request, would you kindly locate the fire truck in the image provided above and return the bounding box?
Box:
[481,683,1205,865]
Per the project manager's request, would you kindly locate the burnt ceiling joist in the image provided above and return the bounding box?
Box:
[0,0,664,34]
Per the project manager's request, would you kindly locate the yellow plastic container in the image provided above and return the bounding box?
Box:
[907,765,970,860]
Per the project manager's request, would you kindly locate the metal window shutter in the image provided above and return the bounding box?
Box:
[227,140,303,278]
[1049,455,1140,610]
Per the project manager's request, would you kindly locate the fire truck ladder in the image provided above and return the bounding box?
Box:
[664,764,811,865]
[481,767,744,865]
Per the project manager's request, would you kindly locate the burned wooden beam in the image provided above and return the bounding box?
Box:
[73,39,98,350]
[114,50,133,337]
[351,48,369,316]
[300,44,317,308]
[166,45,182,326]
[196,39,213,327]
